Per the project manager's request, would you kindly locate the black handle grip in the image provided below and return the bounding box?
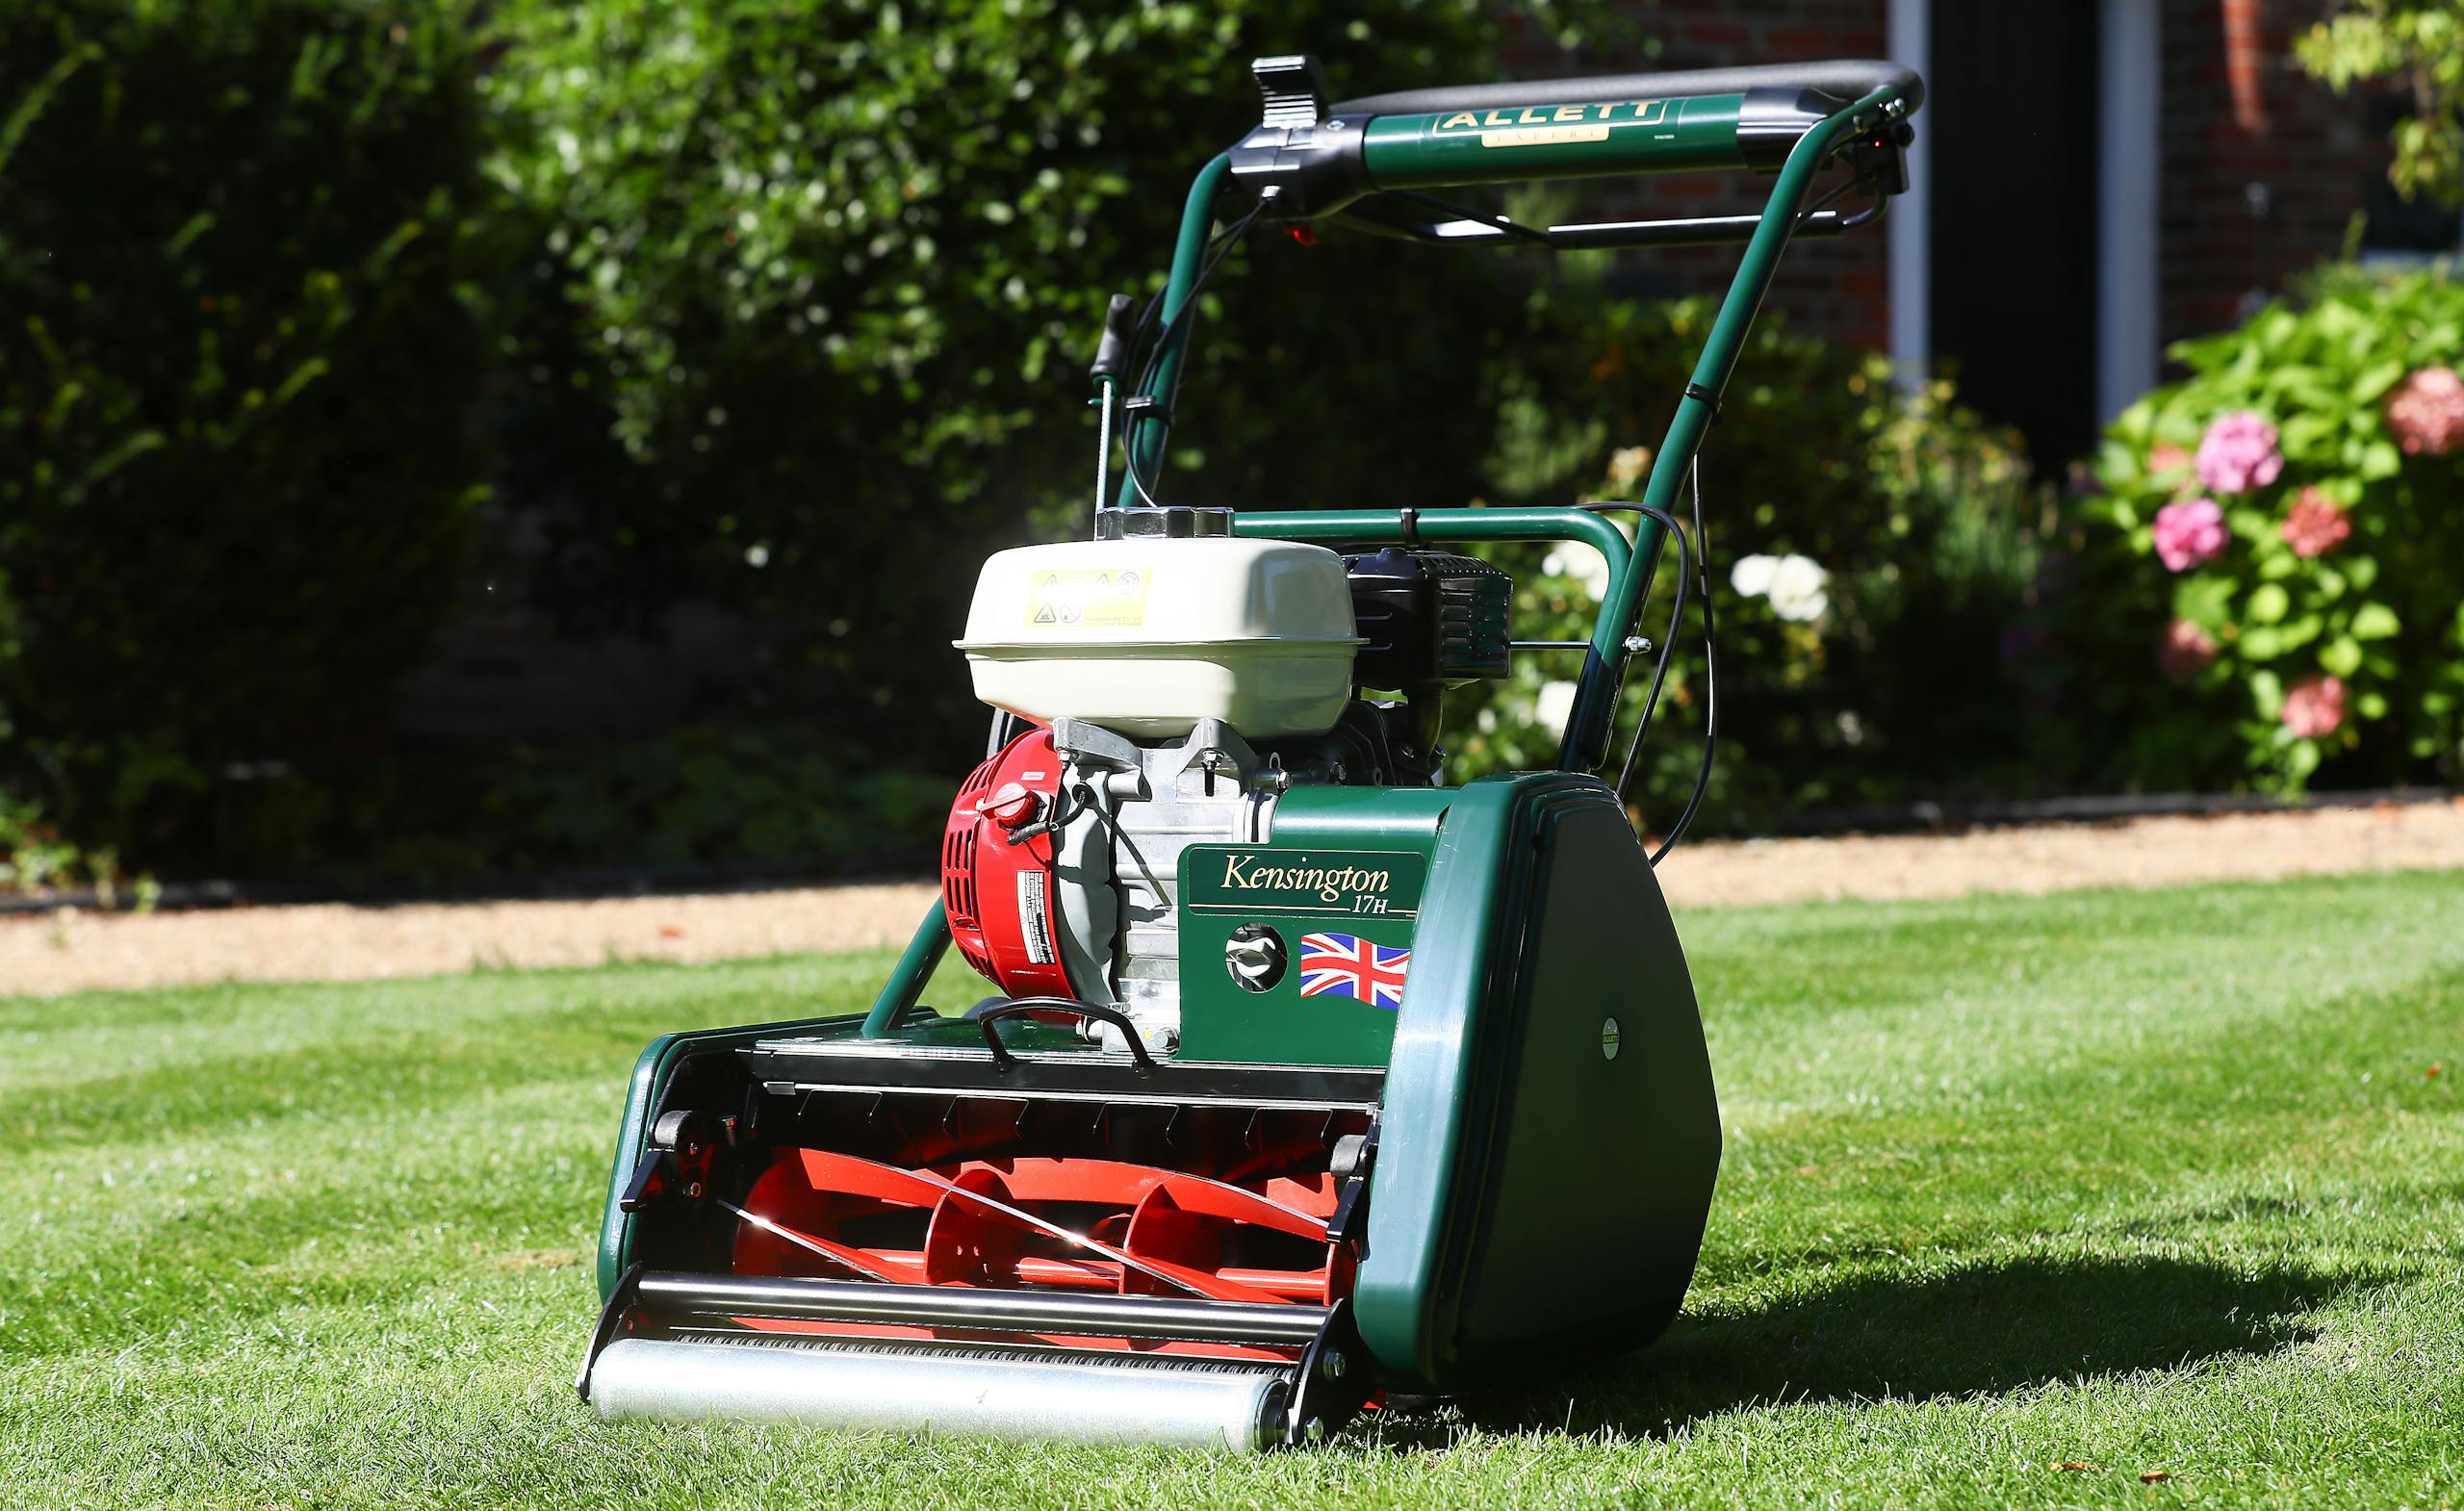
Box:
[1089,294,1136,383]
[976,997,1156,1073]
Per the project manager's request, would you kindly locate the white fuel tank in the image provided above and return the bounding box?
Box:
[956,536,1359,737]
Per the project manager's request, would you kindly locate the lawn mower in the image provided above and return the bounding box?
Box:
[578,53,1923,1450]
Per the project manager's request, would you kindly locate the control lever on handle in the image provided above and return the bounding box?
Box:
[1090,293,1137,383]
[1090,293,1137,524]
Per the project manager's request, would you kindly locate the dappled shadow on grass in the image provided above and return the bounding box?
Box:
[1372,1254,2354,1449]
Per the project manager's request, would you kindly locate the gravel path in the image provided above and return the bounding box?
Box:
[5,801,2459,998]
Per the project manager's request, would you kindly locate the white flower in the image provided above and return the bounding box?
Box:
[1533,679,1578,736]
[1730,553,1779,597]
[1541,546,1612,601]
[1765,553,1829,623]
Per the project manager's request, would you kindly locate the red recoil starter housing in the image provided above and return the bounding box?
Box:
[940,728,1082,1000]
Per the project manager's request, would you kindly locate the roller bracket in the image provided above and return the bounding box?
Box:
[1327,1120,1378,1246]
[576,1262,647,1400]
[1284,1298,1373,1447]
[626,1109,719,1208]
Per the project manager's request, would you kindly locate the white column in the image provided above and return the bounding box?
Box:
[2096,0,2162,420]
[1886,0,1930,390]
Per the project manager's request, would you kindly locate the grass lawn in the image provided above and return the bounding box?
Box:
[3,867,2460,1508]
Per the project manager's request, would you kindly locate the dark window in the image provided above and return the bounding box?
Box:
[1927,6,2104,473]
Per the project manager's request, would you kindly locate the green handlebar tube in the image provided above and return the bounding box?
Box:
[1360,93,1753,189]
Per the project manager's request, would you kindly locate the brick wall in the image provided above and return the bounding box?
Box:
[1497,0,2377,359]
[1502,0,1893,348]
[2157,0,2370,346]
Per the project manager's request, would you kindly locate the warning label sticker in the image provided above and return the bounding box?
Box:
[1024,568,1150,629]
[1016,871,1055,965]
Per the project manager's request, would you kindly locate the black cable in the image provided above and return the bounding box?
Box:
[1652,460,1720,862]
[1579,501,1689,801]
[1580,469,1721,864]
[1118,199,1267,507]
[1117,208,1252,380]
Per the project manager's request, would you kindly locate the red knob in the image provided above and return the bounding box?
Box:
[979,782,1042,830]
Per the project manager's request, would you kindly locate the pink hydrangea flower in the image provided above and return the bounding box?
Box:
[2279,487,2351,558]
[2151,497,2227,572]
[2157,618,2219,684]
[2280,675,2346,739]
[2385,366,2464,455]
[2194,410,2284,496]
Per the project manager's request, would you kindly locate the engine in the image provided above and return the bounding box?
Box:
[943,506,1508,1049]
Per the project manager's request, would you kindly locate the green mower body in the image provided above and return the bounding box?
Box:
[592,772,1718,1395]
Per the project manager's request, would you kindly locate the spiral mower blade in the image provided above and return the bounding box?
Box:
[579,1140,1373,1450]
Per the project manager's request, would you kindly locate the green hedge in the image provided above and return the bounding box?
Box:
[0,1,500,860]
[472,0,1625,769]
[16,0,2334,886]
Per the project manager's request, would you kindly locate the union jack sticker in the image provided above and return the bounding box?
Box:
[1297,933,1410,1011]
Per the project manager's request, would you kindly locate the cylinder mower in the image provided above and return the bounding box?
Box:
[578,54,1924,1450]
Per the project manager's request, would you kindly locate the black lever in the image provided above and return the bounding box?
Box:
[976,998,1158,1073]
[1251,54,1329,128]
[1089,293,1136,383]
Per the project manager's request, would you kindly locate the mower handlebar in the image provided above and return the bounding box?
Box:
[1332,60,1923,119]
[1229,56,1921,222]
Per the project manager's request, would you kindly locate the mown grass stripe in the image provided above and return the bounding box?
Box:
[2,868,2459,1508]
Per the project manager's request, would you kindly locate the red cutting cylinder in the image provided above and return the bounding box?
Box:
[940,729,1077,998]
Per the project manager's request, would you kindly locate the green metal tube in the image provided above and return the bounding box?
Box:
[1233,505,1630,584]
[1556,85,1902,771]
[1117,152,1233,508]
[1361,94,1749,189]
[860,900,952,1037]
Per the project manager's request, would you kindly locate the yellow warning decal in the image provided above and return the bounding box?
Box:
[1024,567,1152,628]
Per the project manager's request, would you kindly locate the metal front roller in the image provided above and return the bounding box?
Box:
[589,1336,1292,1451]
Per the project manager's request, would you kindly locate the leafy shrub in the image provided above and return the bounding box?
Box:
[475,0,1611,772]
[0,795,114,899]
[2072,267,2464,790]
[350,726,953,885]
[0,1,501,859]
[1448,288,2047,833]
